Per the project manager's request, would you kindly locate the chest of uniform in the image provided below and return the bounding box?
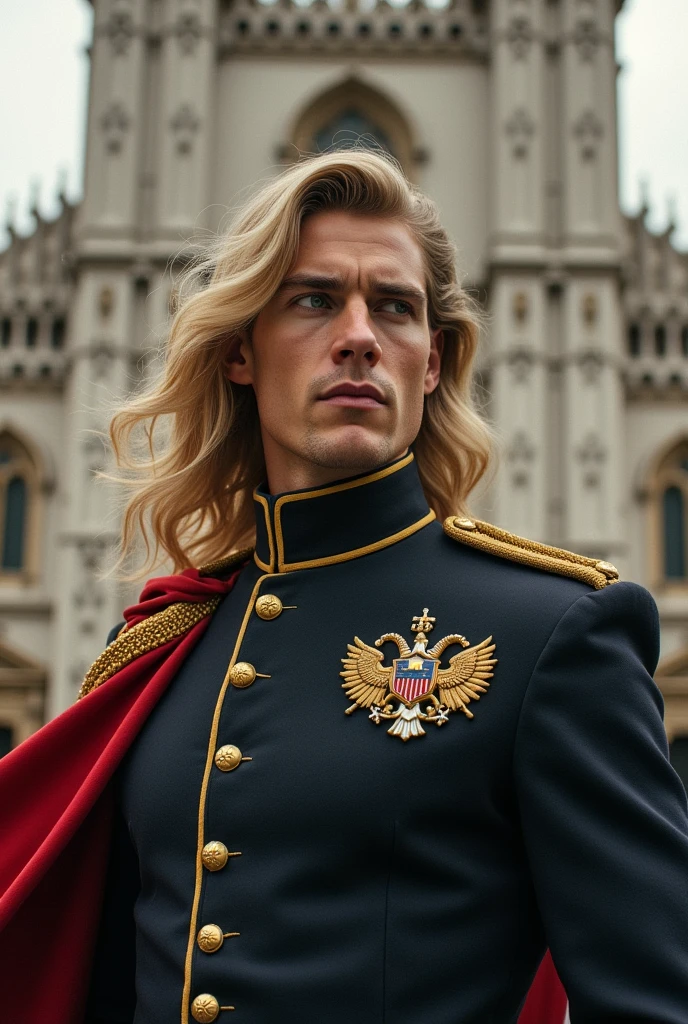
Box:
[123,555,530,850]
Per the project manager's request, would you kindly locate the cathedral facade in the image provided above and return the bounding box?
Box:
[0,0,687,771]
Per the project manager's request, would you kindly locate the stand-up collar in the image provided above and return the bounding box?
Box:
[253,452,434,573]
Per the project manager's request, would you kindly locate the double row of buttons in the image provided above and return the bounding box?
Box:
[190,594,285,1022]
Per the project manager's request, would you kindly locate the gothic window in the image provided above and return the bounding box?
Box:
[0,433,37,576]
[0,725,12,758]
[289,78,418,179]
[655,324,666,357]
[1,318,11,347]
[51,318,65,349]
[652,441,688,584]
[664,487,685,578]
[670,736,688,794]
[26,318,38,348]
[628,323,641,357]
[313,109,394,158]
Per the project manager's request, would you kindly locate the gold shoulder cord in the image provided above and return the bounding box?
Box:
[78,598,222,700]
[443,516,619,590]
[78,550,253,700]
[198,547,254,578]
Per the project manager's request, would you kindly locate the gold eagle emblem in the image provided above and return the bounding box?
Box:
[340,609,497,742]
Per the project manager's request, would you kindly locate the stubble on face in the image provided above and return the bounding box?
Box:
[297,368,402,474]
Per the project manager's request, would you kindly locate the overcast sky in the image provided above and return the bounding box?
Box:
[1,0,687,248]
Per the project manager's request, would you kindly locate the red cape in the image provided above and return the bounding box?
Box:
[0,566,566,1023]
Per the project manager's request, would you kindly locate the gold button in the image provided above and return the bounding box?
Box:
[202,841,229,871]
[228,662,256,688]
[595,559,619,580]
[215,744,243,772]
[255,594,283,620]
[197,923,224,953]
[191,994,220,1022]
[454,516,476,530]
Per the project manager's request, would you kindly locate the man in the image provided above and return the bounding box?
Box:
[1,151,687,1024]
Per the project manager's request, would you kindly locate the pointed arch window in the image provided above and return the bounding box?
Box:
[0,433,37,576]
[651,440,688,585]
[288,78,419,180]
[312,109,395,158]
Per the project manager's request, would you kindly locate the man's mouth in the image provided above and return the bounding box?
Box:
[318,383,387,409]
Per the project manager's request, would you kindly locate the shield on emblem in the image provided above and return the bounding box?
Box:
[391,655,438,706]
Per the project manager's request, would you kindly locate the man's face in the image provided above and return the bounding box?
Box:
[225,210,443,492]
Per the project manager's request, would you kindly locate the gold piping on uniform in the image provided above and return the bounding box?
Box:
[181,574,278,1024]
[277,510,436,573]
[252,492,275,572]
[78,598,221,700]
[443,516,620,590]
[273,452,414,569]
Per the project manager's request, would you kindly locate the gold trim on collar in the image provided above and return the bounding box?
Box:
[253,451,417,574]
[274,451,414,568]
[278,509,435,573]
[443,515,620,590]
[252,492,275,572]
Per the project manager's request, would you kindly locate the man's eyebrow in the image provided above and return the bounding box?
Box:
[369,279,427,305]
[277,274,344,293]
[277,274,427,304]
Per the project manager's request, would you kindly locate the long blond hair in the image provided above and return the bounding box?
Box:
[108,150,492,577]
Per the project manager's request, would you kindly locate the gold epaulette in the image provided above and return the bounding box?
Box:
[443,516,619,590]
[198,547,254,577]
[78,598,222,700]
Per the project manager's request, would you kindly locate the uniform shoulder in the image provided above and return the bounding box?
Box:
[443,516,620,591]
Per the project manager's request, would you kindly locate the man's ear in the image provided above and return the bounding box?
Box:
[424,328,444,395]
[222,330,254,386]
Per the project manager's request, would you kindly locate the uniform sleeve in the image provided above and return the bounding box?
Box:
[84,799,139,1024]
[514,581,688,1023]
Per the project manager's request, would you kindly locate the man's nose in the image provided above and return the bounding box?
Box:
[330,297,382,367]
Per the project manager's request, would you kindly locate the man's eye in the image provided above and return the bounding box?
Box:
[295,294,330,309]
[380,300,412,315]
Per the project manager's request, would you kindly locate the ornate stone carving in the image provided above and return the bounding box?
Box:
[175,11,202,55]
[507,347,535,384]
[576,432,607,489]
[512,291,529,324]
[171,104,200,155]
[89,345,115,382]
[81,428,108,477]
[574,110,603,161]
[101,102,130,154]
[573,19,601,61]
[98,286,114,319]
[578,349,604,385]
[103,9,136,56]
[505,108,535,160]
[217,0,489,56]
[507,431,535,489]
[506,17,534,59]
[72,538,108,610]
[581,293,599,326]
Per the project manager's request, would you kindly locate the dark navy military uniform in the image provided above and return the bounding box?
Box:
[86,453,688,1024]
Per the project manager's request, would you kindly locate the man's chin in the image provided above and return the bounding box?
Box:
[300,427,403,475]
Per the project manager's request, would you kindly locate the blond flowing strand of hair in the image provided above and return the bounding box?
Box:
[107,150,493,579]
